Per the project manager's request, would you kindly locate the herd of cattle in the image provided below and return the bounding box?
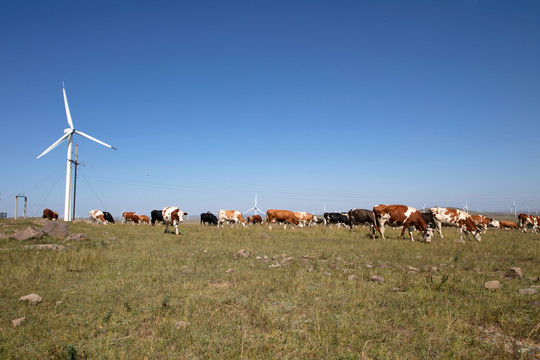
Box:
[40,205,540,240]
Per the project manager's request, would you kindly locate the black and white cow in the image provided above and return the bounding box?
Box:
[348,208,376,238]
[324,212,350,228]
[102,211,115,224]
[200,211,218,226]
[151,209,164,225]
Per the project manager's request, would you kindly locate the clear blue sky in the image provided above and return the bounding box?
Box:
[1,0,539,218]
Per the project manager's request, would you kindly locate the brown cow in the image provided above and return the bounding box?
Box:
[429,207,481,241]
[518,213,538,233]
[373,204,433,242]
[266,209,300,230]
[293,212,318,226]
[499,220,519,230]
[42,208,58,220]
[89,210,107,224]
[247,214,263,225]
[470,215,499,233]
[138,215,150,224]
[217,210,246,227]
[122,211,139,224]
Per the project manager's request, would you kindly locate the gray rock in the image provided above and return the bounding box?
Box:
[236,249,249,258]
[12,317,25,327]
[42,222,69,238]
[25,244,66,251]
[19,293,42,304]
[67,233,87,241]
[485,280,501,290]
[10,227,42,241]
[371,275,385,284]
[505,267,523,279]
[519,288,538,295]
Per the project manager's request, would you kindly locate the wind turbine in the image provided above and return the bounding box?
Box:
[244,193,264,216]
[36,84,117,221]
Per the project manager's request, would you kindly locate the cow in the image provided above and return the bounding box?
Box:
[162,206,188,235]
[122,211,139,224]
[89,210,107,224]
[102,211,115,224]
[217,210,246,227]
[348,209,376,238]
[42,208,58,220]
[151,210,164,225]
[499,220,519,230]
[247,214,263,225]
[324,212,350,228]
[518,213,538,233]
[266,209,300,230]
[421,212,438,230]
[293,212,318,226]
[373,204,433,242]
[138,215,150,224]
[429,207,481,241]
[200,211,218,226]
[470,214,499,233]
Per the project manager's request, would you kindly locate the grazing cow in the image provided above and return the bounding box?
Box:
[122,211,139,224]
[102,211,115,224]
[348,209,376,238]
[429,207,481,241]
[162,206,188,235]
[499,220,519,230]
[217,210,246,227]
[247,214,263,225]
[518,213,538,233]
[293,212,318,226]
[421,212,438,231]
[470,215,499,232]
[266,209,300,229]
[200,211,218,226]
[151,210,164,225]
[138,215,150,224]
[324,212,350,228]
[42,208,58,221]
[373,204,433,242]
[89,210,107,224]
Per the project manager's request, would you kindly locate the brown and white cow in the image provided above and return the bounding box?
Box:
[89,210,108,224]
[162,206,188,235]
[373,204,433,242]
[266,209,301,230]
[138,215,150,224]
[42,208,58,220]
[518,213,538,233]
[247,214,263,225]
[217,210,246,227]
[293,212,318,226]
[470,214,499,233]
[122,211,139,224]
[429,207,481,241]
[499,220,519,230]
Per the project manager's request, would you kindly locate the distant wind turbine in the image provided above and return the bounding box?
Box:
[36,84,117,221]
[244,193,264,215]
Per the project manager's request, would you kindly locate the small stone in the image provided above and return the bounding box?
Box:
[406,266,419,273]
[392,287,404,292]
[175,321,191,329]
[505,267,523,279]
[255,256,262,260]
[67,233,87,241]
[226,268,234,273]
[347,275,357,281]
[371,275,384,284]
[19,293,42,304]
[56,301,63,305]
[12,317,25,327]
[281,257,294,264]
[25,244,66,251]
[307,267,314,272]
[236,249,249,258]
[519,288,538,295]
[301,255,315,260]
[365,263,373,268]
[269,261,281,269]
[485,280,501,290]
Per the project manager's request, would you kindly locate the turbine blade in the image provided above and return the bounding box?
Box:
[36,132,70,159]
[75,130,117,150]
[63,86,74,129]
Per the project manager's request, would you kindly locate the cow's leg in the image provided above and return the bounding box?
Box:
[164,223,169,233]
[434,220,444,238]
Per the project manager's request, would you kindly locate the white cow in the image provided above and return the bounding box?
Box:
[162,206,188,235]
[217,210,246,227]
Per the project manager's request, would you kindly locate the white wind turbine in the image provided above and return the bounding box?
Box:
[244,193,264,216]
[36,84,117,221]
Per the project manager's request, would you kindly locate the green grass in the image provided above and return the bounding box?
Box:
[0,218,539,359]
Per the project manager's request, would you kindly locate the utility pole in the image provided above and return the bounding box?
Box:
[14,194,27,220]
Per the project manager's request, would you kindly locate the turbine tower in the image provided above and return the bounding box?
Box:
[37,84,117,221]
[244,193,264,215]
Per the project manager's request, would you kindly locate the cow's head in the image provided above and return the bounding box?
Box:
[422,228,434,242]
[488,218,500,229]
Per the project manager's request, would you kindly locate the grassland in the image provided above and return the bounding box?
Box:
[0,218,539,359]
